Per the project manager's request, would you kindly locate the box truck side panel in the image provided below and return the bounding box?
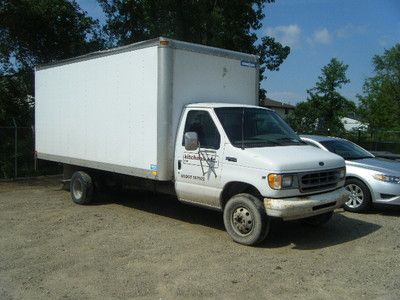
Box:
[35,46,159,177]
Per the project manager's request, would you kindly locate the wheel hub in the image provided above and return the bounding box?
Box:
[72,179,83,199]
[232,207,253,235]
[345,184,364,208]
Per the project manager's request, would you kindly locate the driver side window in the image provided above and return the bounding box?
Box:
[183,110,221,150]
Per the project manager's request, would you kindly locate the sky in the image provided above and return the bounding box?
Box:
[260,0,400,105]
[77,0,400,105]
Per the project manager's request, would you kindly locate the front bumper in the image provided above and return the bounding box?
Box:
[263,187,349,221]
[374,195,400,205]
[370,180,400,205]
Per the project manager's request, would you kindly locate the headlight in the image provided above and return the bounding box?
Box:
[373,174,400,184]
[268,174,295,189]
[338,168,346,180]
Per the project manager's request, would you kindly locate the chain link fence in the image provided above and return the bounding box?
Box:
[1,125,399,179]
[344,129,400,159]
[0,126,61,179]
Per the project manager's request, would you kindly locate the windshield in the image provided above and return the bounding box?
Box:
[320,140,373,160]
[214,107,304,148]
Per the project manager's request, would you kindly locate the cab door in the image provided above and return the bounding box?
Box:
[175,108,224,208]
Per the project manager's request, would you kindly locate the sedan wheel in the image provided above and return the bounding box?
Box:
[345,183,364,208]
[343,178,371,212]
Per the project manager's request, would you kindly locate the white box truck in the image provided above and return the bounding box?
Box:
[35,37,349,245]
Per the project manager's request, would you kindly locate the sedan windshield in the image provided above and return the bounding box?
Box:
[214,107,304,148]
[320,140,374,160]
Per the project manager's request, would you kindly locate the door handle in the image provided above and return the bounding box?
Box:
[178,160,182,170]
[225,157,237,162]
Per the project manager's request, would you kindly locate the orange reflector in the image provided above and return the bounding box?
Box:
[160,40,169,46]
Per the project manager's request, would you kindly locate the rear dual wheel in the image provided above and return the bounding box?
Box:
[70,171,94,204]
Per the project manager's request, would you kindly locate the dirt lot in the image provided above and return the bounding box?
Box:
[0,177,399,299]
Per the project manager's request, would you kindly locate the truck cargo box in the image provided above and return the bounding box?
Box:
[35,37,259,181]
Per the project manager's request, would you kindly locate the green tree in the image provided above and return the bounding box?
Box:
[0,0,104,71]
[286,101,319,134]
[0,0,105,126]
[358,44,400,131]
[98,0,290,99]
[0,0,106,178]
[287,58,356,134]
[0,71,33,126]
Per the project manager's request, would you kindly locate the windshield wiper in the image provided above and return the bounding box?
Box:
[233,140,280,148]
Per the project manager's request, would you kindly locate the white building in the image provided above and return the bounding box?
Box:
[341,117,368,132]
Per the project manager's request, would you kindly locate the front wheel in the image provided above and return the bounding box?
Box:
[223,193,270,246]
[344,178,371,212]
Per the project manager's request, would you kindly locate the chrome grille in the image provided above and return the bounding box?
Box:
[299,169,342,193]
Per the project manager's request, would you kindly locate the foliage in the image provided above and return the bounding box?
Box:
[0,70,33,126]
[358,44,400,131]
[287,58,356,135]
[0,0,104,71]
[286,101,318,133]
[0,0,105,126]
[98,0,290,98]
[0,0,104,178]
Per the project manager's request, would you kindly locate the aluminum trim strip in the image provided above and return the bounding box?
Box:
[37,152,156,179]
[35,37,258,71]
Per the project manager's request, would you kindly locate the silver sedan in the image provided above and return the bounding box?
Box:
[300,135,400,212]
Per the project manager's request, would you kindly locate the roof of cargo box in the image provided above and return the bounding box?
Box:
[186,103,272,110]
[35,37,259,71]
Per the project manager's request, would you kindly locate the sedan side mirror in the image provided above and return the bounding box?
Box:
[184,132,199,151]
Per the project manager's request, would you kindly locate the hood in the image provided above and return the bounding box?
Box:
[347,158,400,175]
[238,145,345,172]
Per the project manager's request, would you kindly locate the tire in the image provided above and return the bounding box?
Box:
[70,171,94,205]
[344,178,371,212]
[301,211,333,226]
[223,193,270,246]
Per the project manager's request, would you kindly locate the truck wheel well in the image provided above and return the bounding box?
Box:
[220,182,262,209]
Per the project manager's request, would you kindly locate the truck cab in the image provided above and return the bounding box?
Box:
[175,103,348,245]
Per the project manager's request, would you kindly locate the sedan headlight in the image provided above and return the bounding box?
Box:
[268,174,296,189]
[338,168,346,180]
[373,174,400,184]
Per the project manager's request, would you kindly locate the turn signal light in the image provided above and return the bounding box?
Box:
[268,174,295,190]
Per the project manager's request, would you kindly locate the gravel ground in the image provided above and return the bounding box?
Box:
[0,176,399,299]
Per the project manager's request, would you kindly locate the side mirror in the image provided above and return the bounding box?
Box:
[184,132,199,151]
